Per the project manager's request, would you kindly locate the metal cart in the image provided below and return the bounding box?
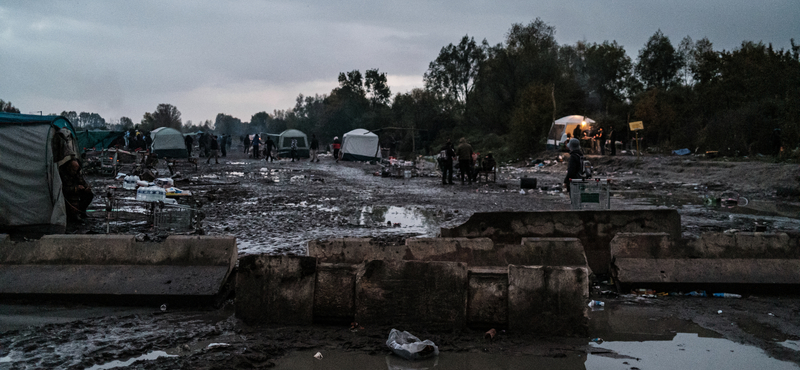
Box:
[569,178,611,210]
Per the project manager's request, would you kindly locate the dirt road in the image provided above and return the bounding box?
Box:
[2,151,799,369]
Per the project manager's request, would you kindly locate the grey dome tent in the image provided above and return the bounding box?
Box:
[0,112,78,234]
[341,129,380,161]
[271,129,309,158]
[150,127,188,158]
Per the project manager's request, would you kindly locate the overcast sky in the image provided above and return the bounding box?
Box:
[1,1,797,125]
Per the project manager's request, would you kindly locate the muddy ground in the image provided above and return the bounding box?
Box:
[1,149,800,369]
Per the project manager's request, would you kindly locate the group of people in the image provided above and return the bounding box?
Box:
[124,130,151,152]
[438,138,496,185]
[569,125,623,156]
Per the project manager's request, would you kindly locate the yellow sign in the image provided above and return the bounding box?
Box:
[629,121,644,131]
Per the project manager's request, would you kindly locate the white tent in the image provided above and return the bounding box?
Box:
[150,127,188,158]
[341,129,380,161]
[546,115,596,149]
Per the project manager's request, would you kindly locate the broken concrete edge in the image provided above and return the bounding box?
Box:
[613,258,800,284]
[0,234,237,268]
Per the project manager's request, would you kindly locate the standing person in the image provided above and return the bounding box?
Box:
[59,159,94,222]
[265,135,276,162]
[184,134,193,157]
[609,127,617,156]
[219,134,227,157]
[206,135,220,164]
[309,134,319,162]
[572,125,583,142]
[290,139,298,162]
[332,136,341,162]
[144,132,153,152]
[597,127,606,155]
[439,140,455,185]
[563,138,584,193]
[244,134,251,155]
[198,133,206,157]
[252,134,260,159]
[456,137,473,185]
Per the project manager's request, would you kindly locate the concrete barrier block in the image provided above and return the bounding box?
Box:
[161,236,237,267]
[236,255,317,325]
[307,238,406,263]
[2,235,135,264]
[314,263,357,322]
[355,260,468,330]
[610,233,674,259]
[404,237,494,263]
[467,267,508,326]
[508,265,589,335]
[613,258,800,284]
[689,232,796,259]
[518,238,588,266]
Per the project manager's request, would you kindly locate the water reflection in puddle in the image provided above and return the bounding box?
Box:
[359,206,439,234]
[84,351,176,370]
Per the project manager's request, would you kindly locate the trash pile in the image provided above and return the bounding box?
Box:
[377,157,436,178]
[118,174,192,204]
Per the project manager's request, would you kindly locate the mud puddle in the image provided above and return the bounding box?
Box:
[358,205,440,234]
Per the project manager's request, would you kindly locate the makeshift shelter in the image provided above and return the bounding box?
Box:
[272,129,309,158]
[0,113,79,234]
[546,115,596,149]
[150,127,188,158]
[76,130,126,152]
[341,128,380,161]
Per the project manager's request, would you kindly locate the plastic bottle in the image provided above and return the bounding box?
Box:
[686,290,707,297]
[712,293,741,298]
[588,300,605,307]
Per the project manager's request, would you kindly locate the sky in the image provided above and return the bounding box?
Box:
[1,1,797,126]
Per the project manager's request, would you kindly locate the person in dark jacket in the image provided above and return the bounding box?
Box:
[207,135,220,164]
[184,134,193,157]
[243,134,251,155]
[252,134,260,159]
[309,134,319,162]
[265,136,276,162]
[563,138,584,192]
[60,159,94,221]
[439,140,455,185]
[456,137,473,185]
[219,135,228,157]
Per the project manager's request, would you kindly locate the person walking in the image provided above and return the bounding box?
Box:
[332,136,341,162]
[439,140,455,185]
[206,135,220,164]
[244,134,251,155]
[265,135,276,162]
[219,134,228,157]
[252,134,260,159]
[309,134,319,162]
[290,138,298,162]
[563,138,584,193]
[184,134,193,157]
[456,137,473,185]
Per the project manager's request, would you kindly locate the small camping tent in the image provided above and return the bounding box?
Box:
[150,127,188,158]
[341,129,380,161]
[546,115,596,149]
[0,112,79,234]
[272,129,309,158]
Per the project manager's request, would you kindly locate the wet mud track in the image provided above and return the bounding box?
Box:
[4,153,800,369]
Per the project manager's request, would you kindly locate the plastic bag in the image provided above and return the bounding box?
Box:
[385,329,439,361]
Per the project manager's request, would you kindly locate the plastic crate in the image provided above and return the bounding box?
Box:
[569,179,611,210]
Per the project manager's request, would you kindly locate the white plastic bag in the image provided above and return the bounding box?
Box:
[385,329,439,361]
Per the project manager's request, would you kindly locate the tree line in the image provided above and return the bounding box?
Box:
[4,18,797,160]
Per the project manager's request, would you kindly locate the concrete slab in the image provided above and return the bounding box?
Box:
[508,265,589,335]
[404,237,493,263]
[0,235,237,297]
[236,255,317,325]
[355,260,468,330]
[518,237,588,266]
[307,238,406,263]
[314,263,357,322]
[613,258,800,284]
[467,267,508,326]
[440,210,681,273]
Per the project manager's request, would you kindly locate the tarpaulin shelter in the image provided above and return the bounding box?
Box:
[76,130,126,152]
[341,128,380,161]
[0,112,79,234]
[150,127,188,158]
[272,129,309,158]
[546,115,596,149]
